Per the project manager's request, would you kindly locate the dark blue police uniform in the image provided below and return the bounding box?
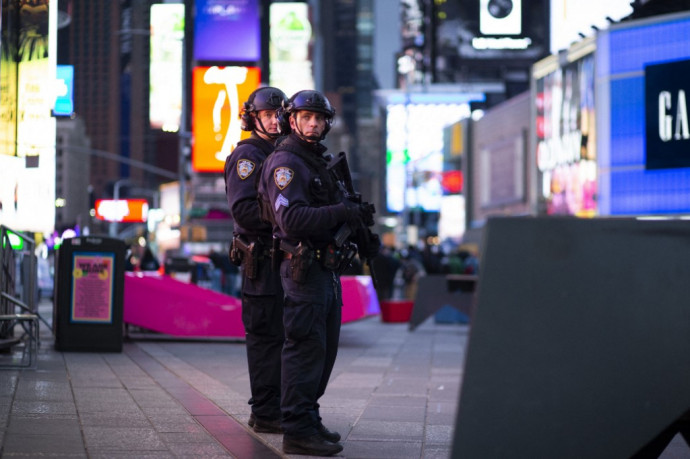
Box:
[258,133,353,438]
[224,132,284,424]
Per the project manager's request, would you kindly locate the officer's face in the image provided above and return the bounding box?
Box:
[290,110,325,142]
[255,109,279,139]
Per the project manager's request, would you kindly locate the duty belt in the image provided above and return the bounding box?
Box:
[280,240,357,274]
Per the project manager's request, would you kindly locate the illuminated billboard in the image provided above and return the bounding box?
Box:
[596,13,690,215]
[191,66,260,172]
[1,4,18,157]
[269,2,314,97]
[53,65,74,117]
[550,0,632,54]
[94,199,149,223]
[534,43,597,217]
[150,3,184,131]
[0,0,56,234]
[385,96,474,213]
[193,0,260,62]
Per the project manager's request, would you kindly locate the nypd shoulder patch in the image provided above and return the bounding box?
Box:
[274,167,294,190]
[237,159,256,180]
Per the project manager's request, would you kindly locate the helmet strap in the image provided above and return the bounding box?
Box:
[292,112,322,142]
[255,114,279,140]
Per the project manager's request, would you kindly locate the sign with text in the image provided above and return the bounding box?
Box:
[645,58,690,170]
[70,252,115,323]
[191,66,260,172]
[596,14,690,215]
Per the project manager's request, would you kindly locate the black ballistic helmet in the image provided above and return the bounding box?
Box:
[277,89,336,140]
[240,86,288,133]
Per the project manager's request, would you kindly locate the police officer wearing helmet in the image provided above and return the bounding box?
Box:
[224,86,288,434]
[258,90,374,456]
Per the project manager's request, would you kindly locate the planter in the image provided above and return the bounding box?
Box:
[379,300,414,323]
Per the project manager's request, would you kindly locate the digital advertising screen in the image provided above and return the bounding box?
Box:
[385,98,473,213]
[596,13,690,215]
[269,2,314,97]
[534,51,597,217]
[191,66,260,172]
[150,3,184,131]
[53,65,74,117]
[549,0,632,54]
[94,199,149,223]
[0,0,56,234]
[193,0,260,62]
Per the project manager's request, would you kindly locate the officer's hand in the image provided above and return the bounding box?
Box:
[342,199,363,226]
[359,232,381,259]
[359,203,375,227]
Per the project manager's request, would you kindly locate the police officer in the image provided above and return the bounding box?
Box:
[224,86,288,434]
[258,90,377,456]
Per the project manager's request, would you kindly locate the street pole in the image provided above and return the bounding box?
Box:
[109,179,131,238]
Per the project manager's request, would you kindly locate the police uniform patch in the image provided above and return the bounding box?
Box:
[275,193,289,211]
[274,167,294,190]
[237,159,255,180]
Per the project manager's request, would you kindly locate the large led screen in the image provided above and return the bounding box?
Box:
[385,102,471,213]
[194,0,260,62]
[549,0,632,54]
[1,0,18,157]
[597,13,690,215]
[150,3,184,131]
[269,2,314,97]
[191,66,260,173]
[535,53,597,217]
[0,0,56,234]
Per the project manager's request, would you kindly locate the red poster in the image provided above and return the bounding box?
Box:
[71,253,115,323]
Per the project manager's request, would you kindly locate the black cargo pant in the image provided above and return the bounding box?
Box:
[279,259,342,437]
[242,257,285,421]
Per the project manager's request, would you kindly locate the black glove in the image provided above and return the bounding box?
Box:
[359,202,376,227]
[358,230,381,259]
[342,199,363,226]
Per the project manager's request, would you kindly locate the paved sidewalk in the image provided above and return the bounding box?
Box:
[0,299,468,458]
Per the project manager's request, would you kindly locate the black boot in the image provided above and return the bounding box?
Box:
[252,416,283,434]
[283,434,343,456]
[318,423,341,443]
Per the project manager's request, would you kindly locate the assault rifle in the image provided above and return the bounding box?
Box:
[327,152,381,289]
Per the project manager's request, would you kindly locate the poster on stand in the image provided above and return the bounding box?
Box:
[70,252,115,323]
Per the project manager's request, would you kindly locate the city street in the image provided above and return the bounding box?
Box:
[0,299,467,458]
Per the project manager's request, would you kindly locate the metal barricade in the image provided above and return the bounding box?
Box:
[0,225,39,369]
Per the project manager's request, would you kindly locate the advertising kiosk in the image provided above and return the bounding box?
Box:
[54,236,126,352]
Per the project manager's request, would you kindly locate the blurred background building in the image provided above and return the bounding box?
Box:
[2,0,690,264]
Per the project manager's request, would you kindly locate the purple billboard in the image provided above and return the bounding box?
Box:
[194,0,260,62]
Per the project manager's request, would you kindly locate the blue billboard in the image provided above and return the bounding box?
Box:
[53,65,74,117]
[193,0,260,62]
[597,13,690,215]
